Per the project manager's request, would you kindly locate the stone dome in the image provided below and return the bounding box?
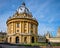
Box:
[17,2,31,15]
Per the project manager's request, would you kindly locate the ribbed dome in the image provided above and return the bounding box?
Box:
[7,2,38,23]
[17,2,31,15]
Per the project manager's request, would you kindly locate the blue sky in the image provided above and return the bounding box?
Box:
[0,0,60,37]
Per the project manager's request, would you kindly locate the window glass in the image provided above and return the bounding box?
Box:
[16,23,19,28]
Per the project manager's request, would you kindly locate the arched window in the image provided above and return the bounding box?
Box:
[16,23,20,28]
[31,37,34,43]
[31,24,33,29]
[10,37,12,43]
[15,36,19,43]
[24,37,27,43]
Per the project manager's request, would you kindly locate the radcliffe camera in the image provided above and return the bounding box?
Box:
[0,0,60,48]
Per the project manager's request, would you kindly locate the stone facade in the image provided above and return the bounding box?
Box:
[6,2,38,44]
[38,36,46,42]
[57,27,60,37]
[46,27,60,43]
[0,32,7,43]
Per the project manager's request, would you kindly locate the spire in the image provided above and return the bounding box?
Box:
[22,2,25,6]
[46,31,50,37]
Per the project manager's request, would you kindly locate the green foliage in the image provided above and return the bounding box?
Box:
[30,42,47,46]
[50,43,60,46]
[1,42,60,46]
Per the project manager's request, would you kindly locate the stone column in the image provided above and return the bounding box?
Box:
[20,22,21,33]
[12,36,15,43]
[27,22,29,33]
[29,23,31,34]
[27,36,31,44]
[22,22,24,33]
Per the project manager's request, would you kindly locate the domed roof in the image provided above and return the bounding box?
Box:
[17,2,31,15]
[6,2,38,25]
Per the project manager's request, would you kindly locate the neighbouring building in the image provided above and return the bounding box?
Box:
[38,35,46,42]
[46,27,60,43]
[57,27,60,37]
[0,31,7,43]
[6,2,38,44]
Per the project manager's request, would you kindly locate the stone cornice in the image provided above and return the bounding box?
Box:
[6,17,38,26]
[7,33,38,37]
